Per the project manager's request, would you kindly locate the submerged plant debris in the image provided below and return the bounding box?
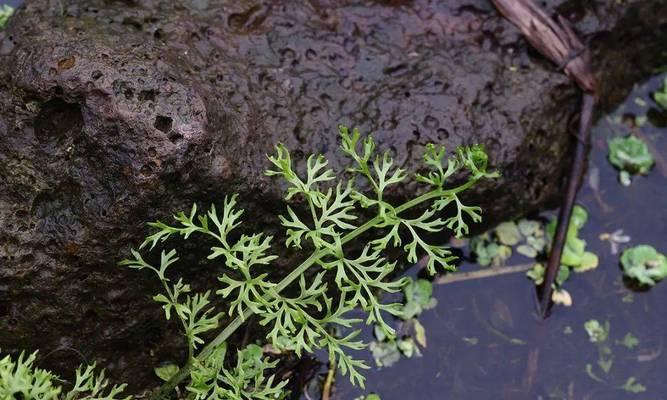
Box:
[585,319,610,344]
[369,278,437,368]
[616,333,640,350]
[599,229,631,255]
[355,394,381,400]
[583,319,648,394]
[469,233,508,267]
[620,377,647,394]
[583,319,614,381]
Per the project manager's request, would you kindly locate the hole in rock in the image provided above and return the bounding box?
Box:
[34,98,84,143]
[168,132,183,143]
[153,115,173,133]
[138,90,157,102]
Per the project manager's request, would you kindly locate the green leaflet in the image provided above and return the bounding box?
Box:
[64,364,131,400]
[155,364,179,382]
[495,222,521,246]
[187,345,287,400]
[122,126,495,396]
[0,350,130,400]
[0,351,61,400]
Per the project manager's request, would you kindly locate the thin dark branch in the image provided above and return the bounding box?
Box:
[490,0,597,317]
[540,93,595,317]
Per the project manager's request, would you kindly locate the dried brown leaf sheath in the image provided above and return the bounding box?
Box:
[492,0,596,93]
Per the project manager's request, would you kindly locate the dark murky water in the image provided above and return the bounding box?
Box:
[0,0,20,8]
[330,75,667,400]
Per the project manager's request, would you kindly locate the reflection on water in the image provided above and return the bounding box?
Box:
[332,75,667,400]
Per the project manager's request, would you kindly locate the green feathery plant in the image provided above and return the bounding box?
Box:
[120,125,498,399]
[0,350,130,400]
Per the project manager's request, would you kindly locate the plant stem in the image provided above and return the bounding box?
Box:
[159,279,193,361]
[150,179,477,400]
[434,263,535,285]
[321,357,337,400]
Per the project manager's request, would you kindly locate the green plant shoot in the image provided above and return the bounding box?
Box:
[0,350,130,400]
[121,126,498,398]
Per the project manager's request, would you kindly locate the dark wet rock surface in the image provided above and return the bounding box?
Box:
[0,0,659,391]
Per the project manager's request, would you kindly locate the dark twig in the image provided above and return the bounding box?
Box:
[540,93,595,316]
[490,0,597,317]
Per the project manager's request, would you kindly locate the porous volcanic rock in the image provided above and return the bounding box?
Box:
[0,0,657,391]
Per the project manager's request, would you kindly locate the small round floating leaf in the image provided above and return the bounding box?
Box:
[620,245,667,286]
[495,222,521,246]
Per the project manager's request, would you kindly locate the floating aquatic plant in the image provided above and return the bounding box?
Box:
[608,135,655,186]
[653,76,667,110]
[620,245,667,287]
[545,205,599,273]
